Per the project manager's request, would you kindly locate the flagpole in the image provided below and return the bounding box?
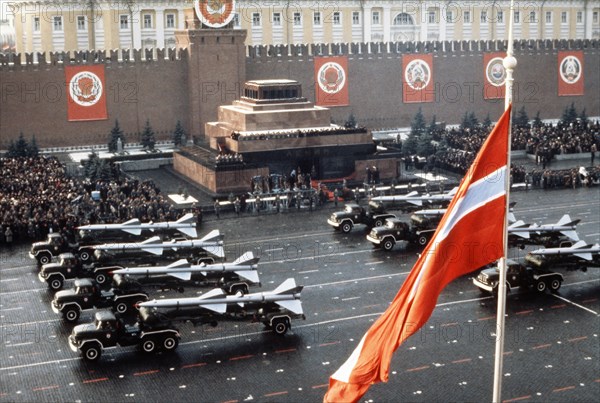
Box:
[493,0,516,401]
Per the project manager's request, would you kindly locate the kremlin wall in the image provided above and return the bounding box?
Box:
[1,36,599,149]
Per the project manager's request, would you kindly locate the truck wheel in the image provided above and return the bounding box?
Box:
[272,318,289,335]
[230,284,248,295]
[82,343,102,362]
[141,338,157,353]
[535,280,547,293]
[162,335,179,352]
[38,253,52,265]
[382,238,395,251]
[417,235,429,247]
[95,272,108,285]
[48,276,63,291]
[63,308,80,323]
[341,222,353,233]
[79,249,92,262]
[115,302,128,314]
[374,219,384,227]
[549,278,562,291]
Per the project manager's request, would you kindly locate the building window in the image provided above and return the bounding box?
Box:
[143,14,152,29]
[594,11,599,24]
[497,11,504,23]
[428,11,436,24]
[514,11,520,23]
[120,15,129,30]
[77,15,86,31]
[233,13,240,27]
[273,12,281,26]
[372,11,380,25]
[446,10,453,23]
[463,11,471,23]
[166,14,175,29]
[394,13,414,25]
[529,11,537,23]
[314,11,321,26]
[480,10,487,23]
[546,11,552,24]
[561,11,567,24]
[293,12,301,26]
[576,11,582,24]
[333,11,341,25]
[33,16,40,32]
[53,16,63,32]
[252,12,261,27]
[352,11,360,25]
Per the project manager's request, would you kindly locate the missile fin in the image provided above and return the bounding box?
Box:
[141,236,162,244]
[122,228,142,235]
[199,288,227,300]
[556,214,571,226]
[210,245,225,258]
[232,251,259,266]
[508,212,516,224]
[405,191,419,197]
[235,270,260,284]
[168,259,191,269]
[276,299,303,315]
[407,199,423,206]
[574,253,593,261]
[560,230,580,241]
[271,278,302,295]
[200,229,223,243]
[177,227,197,238]
[123,218,141,226]
[177,213,195,223]
[571,240,587,249]
[168,271,192,281]
[198,303,227,314]
[447,187,458,196]
[142,247,163,255]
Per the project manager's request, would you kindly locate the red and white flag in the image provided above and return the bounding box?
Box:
[324,105,512,403]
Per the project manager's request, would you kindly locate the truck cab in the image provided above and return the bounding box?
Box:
[327,201,396,233]
[473,259,564,295]
[29,233,70,265]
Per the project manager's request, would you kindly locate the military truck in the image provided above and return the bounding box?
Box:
[327,201,396,233]
[473,260,564,295]
[68,310,180,362]
[366,210,443,251]
[38,252,121,290]
[51,278,149,323]
[29,233,77,265]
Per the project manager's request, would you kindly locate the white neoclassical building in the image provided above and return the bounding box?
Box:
[5,0,600,53]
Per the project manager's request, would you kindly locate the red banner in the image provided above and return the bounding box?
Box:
[558,51,584,96]
[65,65,108,121]
[483,52,506,100]
[402,54,434,103]
[314,56,349,107]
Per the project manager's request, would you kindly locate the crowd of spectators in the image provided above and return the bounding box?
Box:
[432,120,599,177]
[0,156,179,246]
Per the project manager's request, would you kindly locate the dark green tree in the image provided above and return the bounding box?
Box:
[6,140,17,158]
[579,108,589,126]
[403,135,418,156]
[416,133,435,156]
[482,113,492,128]
[561,103,578,126]
[140,119,156,150]
[172,120,186,146]
[13,132,29,157]
[108,119,125,153]
[532,111,543,128]
[427,115,438,138]
[460,111,471,130]
[26,135,39,157]
[514,106,529,128]
[410,107,427,137]
[468,111,479,128]
[344,112,357,128]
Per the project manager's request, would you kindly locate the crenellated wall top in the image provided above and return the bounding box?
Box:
[0,47,188,69]
[246,39,599,59]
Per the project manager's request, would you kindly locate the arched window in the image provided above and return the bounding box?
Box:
[393,13,414,25]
